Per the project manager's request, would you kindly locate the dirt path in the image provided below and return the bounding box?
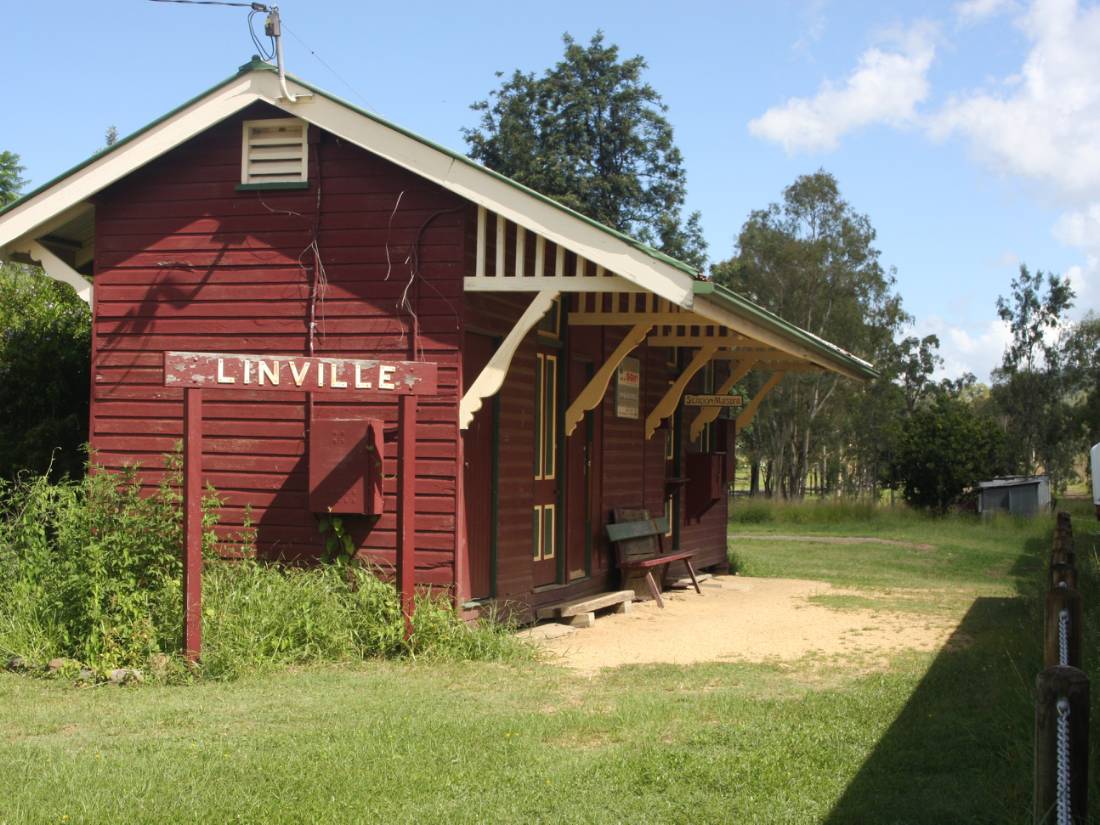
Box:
[533,575,955,674]
[728,534,935,551]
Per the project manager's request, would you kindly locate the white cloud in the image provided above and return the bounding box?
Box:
[913,316,1012,381]
[931,0,1100,197]
[748,24,937,153]
[1055,204,1100,313]
[954,0,1016,25]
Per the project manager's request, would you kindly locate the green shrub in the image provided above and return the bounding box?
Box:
[0,459,206,669]
[0,459,531,679]
[0,265,91,481]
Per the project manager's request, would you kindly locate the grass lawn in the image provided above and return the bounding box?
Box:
[1,503,1095,824]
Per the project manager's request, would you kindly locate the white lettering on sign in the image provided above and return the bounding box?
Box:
[379,365,396,390]
[165,352,438,397]
[258,360,279,386]
[290,361,310,387]
[216,358,235,384]
[355,363,372,389]
[330,363,348,389]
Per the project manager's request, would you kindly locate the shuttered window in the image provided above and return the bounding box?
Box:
[240,118,308,185]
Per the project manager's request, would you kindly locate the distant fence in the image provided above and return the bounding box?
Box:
[1034,512,1090,824]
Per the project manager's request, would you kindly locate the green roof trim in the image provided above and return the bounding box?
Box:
[0,59,277,220]
[275,70,699,278]
[0,56,698,279]
[693,281,879,380]
[2,57,876,381]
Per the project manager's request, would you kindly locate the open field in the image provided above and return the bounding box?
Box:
[1,502,1096,824]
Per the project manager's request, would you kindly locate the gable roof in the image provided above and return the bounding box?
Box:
[0,57,876,381]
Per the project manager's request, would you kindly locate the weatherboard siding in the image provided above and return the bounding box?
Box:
[462,290,733,613]
[91,102,465,585]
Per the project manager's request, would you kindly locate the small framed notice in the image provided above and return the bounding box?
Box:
[615,356,641,419]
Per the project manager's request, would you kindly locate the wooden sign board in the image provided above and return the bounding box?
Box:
[615,356,641,419]
[165,350,435,660]
[683,394,743,407]
[164,351,437,396]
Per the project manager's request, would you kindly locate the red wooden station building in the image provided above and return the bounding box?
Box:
[0,58,875,620]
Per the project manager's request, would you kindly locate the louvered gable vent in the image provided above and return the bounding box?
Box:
[241,118,308,185]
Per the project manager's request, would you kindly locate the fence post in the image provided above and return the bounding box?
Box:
[1044,585,1083,669]
[1050,562,1078,591]
[1034,666,1090,824]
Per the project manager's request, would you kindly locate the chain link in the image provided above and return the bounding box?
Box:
[1058,608,1070,667]
[1056,698,1072,825]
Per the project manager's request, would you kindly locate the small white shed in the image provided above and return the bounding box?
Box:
[977,476,1051,517]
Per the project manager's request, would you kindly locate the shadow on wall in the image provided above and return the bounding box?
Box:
[824,595,1039,824]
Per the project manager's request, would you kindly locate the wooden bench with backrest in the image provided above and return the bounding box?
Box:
[605,507,702,608]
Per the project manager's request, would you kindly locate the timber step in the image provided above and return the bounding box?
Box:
[535,590,634,628]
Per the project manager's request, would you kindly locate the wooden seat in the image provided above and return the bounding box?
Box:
[605,507,702,608]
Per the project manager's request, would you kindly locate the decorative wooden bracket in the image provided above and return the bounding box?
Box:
[459,291,558,429]
[735,372,786,430]
[8,240,93,304]
[689,357,759,442]
[563,322,651,436]
[644,345,719,440]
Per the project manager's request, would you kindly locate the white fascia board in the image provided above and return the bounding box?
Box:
[257,73,697,308]
[691,293,865,382]
[0,75,260,251]
[8,240,93,303]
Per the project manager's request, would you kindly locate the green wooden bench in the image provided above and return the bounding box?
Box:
[605,507,702,609]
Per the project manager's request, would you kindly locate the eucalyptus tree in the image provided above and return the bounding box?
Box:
[712,171,906,498]
[990,265,1076,487]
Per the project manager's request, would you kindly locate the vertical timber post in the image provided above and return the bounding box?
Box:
[397,394,417,640]
[1044,585,1083,669]
[182,387,203,661]
[1034,666,1090,824]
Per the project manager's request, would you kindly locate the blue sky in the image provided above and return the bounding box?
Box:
[8,0,1099,380]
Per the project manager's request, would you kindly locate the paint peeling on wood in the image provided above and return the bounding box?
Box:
[163,352,438,396]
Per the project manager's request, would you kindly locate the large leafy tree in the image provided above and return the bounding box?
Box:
[1065,313,1100,450]
[464,32,707,270]
[712,171,907,497]
[0,151,92,479]
[893,396,1009,512]
[990,264,1076,486]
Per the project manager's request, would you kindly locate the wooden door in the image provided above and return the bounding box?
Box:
[462,334,495,600]
[565,357,592,580]
[532,349,559,587]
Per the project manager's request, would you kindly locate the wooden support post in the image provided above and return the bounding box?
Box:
[1034,666,1090,824]
[1043,584,1083,669]
[182,388,203,662]
[397,394,417,640]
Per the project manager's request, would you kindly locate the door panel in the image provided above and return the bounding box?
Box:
[565,357,592,580]
[462,333,495,600]
[533,350,559,587]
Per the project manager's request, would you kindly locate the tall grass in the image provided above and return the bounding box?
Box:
[729,496,923,526]
[0,459,530,679]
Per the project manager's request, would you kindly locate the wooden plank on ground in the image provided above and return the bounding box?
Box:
[535,590,635,620]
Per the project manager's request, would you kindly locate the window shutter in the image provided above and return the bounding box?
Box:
[241,118,308,184]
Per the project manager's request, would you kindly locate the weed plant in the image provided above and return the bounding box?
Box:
[0,457,530,679]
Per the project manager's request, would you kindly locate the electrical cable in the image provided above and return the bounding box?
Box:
[247,8,275,61]
[282,23,379,113]
[148,1,267,8]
